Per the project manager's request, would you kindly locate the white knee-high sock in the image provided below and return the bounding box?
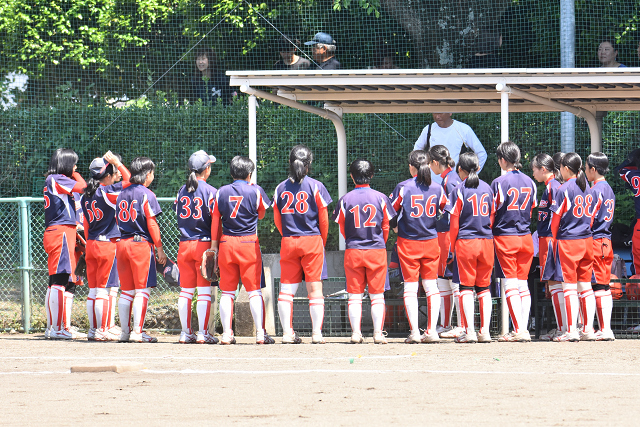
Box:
[132,289,150,334]
[422,279,440,335]
[519,279,531,330]
[595,289,613,332]
[118,290,135,334]
[478,288,492,336]
[86,288,97,331]
[348,293,363,334]
[403,282,419,336]
[503,278,524,333]
[562,283,579,333]
[437,278,453,328]
[370,293,385,334]
[45,287,51,331]
[278,283,299,335]
[196,286,212,334]
[219,291,236,336]
[94,288,109,331]
[549,283,566,332]
[309,297,325,335]
[248,290,266,340]
[108,287,118,329]
[63,291,74,330]
[451,282,462,327]
[459,289,475,333]
[178,288,194,334]
[578,282,596,333]
[49,285,65,331]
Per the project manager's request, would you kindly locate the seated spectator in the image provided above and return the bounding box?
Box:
[598,39,626,68]
[274,36,311,70]
[191,47,232,105]
[305,32,341,70]
[467,27,504,69]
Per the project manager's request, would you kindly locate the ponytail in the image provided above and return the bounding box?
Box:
[553,152,565,183]
[289,145,313,183]
[458,151,480,189]
[428,145,455,169]
[186,171,199,193]
[562,152,587,192]
[496,141,522,170]
[576,170,588,192]
[83,178,101,199]
[408,150,431,186]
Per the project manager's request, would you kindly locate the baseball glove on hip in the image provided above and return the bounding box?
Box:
[200,249,219,282]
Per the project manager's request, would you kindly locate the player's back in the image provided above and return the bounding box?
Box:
[491,170,537,236]
[116,184,162,242]
[175,181,217,241]
[274,176,332,237]
[552,178,592,240]
[436,168,461,232]
[216,180,271,236]
[537,177,561,238]
[44,174,77,227]
[333,185,395,249]
[619,165,640,218]
[391,178,446,240]
[591,179,615,240]
[82,182,126,240]
[447,180,494,239]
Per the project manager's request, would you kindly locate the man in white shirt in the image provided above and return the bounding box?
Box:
[414,113,487,184]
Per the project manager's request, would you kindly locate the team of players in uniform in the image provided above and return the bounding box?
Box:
[41,140,633,344]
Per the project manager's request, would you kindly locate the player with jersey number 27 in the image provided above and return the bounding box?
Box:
[115,157,167,343]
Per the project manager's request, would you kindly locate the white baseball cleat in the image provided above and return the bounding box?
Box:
[256,333,276,345]
[404,332,422,344]
[50,328,73,340]
[178,331,196,344]
[220,333,236,345]
[477,331,492,343]
[67,326,87,339]
[553,331,580,342]
[436,325,451,335]
[627,324,640,332]
[87,328,96,341]
[373,331,388,344]
[44,327,51,339]
[579,329,598,341]
[94,329,118,341]
[118,331,131,342]
[440,326,464,338]
[196,332,219,344]
[420,331,441,344]
[129,331,157,343]
[454,331,478,343]
[282,331,303,344]
[350,331,365,344]
[311,333,326,344]
[498,330,531,342]
[595,329,615,341]
[539,328,561,341]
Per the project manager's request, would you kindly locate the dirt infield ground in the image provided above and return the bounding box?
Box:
[2,333,640,426]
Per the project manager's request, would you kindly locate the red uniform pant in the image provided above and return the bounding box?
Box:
[454,238,494,288]
[177,240,212,289]
[85,239,119,289]
[116,238,157,291]
[280,235,324,284]
[43,225,76,276]
[397,236,439,282]
[556,237,594,283]
[344,248,387,294]
[437,231,452,278]
[592,238,613,285]
[218,234,262,292]
[494,234,534,280]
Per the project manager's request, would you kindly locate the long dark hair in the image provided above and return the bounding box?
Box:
[531,153,557,178]
[186,165,209,193]
[496,141,522,170]
[408,150,431,186]
[458,151,480,189]
[586,152,610,176]
[562,152,587,192]
[553,152,565,183]
[46,148,78,178]
[130,157,156,185]
[428,145,455,169]
[84,154,122,199]
[289,145,313,183]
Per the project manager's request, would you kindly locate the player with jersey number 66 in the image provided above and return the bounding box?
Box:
[332,159,396,344]
[274,146,333,344]
[174,150,219,345]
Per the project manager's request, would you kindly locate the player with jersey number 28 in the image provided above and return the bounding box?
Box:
[211,156,273,345]
[274,146,333,344]
[115,157,166,343]
[550,153,595,342]
[491,141,537,343]
[446,151,495,344]
[332,159,396,344]
[174,150,219,345]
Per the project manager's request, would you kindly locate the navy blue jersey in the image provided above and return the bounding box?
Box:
[436,168,462,233]
[391,177,447,241]
[174,180,217,241]
[82,182,128,240]
[44,174,81,228]
[116,184,163,242]
[273,176,332,237]
[536,177,561,238]
[446,180,494,240]
[619,165,640,218]
[491,171,537,236]
[332,185,396,249]
[550,178,593,240]
[590,178,615,240]
[214,180,271,236]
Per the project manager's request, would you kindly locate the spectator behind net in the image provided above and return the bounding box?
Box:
[598,38,626,68]
[305,32,341,70]
[467,27,504,69]
[274,36,311,70]
[191,47,233,105]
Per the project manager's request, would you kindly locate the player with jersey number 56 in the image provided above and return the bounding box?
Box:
[274,146,332,344]
[332,159,396,344]
[174,150,219,345]
[211,156,273,345]
[116,157,166,343]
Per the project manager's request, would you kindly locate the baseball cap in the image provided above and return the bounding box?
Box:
[89,157,109,178]
[304,32,335,46]
[156,258,180,287]
[188,150,216,172]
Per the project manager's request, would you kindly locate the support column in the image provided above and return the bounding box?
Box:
[496,84,510,335]
[248,95,257,184]
[17,198,31,333]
